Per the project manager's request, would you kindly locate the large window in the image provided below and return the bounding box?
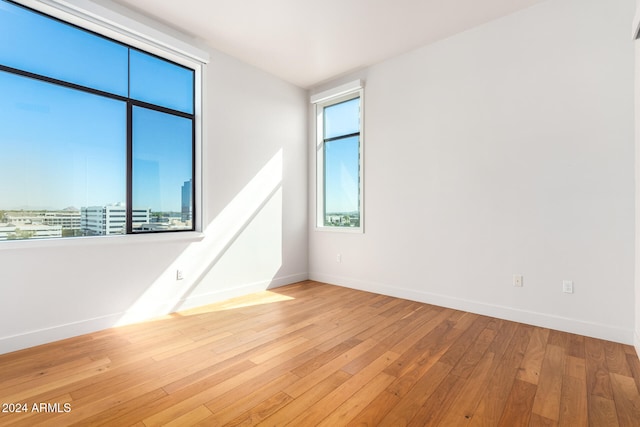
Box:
[0,0,199,241]
[313,82,363,231]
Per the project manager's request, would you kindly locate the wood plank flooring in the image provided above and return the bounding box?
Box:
[0,280,639,426]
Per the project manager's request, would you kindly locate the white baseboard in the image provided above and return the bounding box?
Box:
[310,273,635,345]
[635,331,640,359]
[0,313,123,356]
[0,272,309,356]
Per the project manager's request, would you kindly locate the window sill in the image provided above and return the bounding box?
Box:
[315,226,363,234]
[0,231,205,250]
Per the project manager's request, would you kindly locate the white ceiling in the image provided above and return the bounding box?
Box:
[113,0,546,88]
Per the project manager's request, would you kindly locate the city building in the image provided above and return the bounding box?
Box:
[2,210,80,239]
[5,210,81,231]
[0,223,62,240]
[81,204,151,236]
[140,216,189,232]
[181,179,192,222]
[41,210,81,231]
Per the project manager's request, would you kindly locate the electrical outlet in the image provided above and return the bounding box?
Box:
[562,280,573,294]
[336,253,342,263]
[176,269,184,280]
[513,275,523,287]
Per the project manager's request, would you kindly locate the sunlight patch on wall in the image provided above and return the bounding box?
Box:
[116,148,284,326]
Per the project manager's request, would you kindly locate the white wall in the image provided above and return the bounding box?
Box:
[310,0,636,344]
[635,29,640,356]
[0,48,308,354]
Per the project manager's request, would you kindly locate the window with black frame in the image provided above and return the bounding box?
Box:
[0,0,195,240]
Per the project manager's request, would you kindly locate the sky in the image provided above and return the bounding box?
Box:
[324,136,359,214]
[0,0,193,212]
[323,97,361,214]
[132,107,193,212]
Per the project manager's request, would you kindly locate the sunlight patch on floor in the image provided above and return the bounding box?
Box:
[179,290,295,315]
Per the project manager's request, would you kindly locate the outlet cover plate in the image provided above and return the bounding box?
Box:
[562,280,573,294]
[513,275,523,287]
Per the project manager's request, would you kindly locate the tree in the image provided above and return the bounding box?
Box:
[7,229,35,240]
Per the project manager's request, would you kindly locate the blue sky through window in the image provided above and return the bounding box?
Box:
[132,107,193,213]
[130,50,194,114]
[324,98,360,139]
[0,70,126,210]
[325,135,359,213]
[323,97,360,215]
[0,0,194,216]
[0,0,128,96]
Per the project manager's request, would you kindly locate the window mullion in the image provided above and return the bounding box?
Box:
[324,132,360,144]
[126,101,133,234]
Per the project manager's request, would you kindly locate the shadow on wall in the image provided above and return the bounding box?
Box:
[116,148,284,326]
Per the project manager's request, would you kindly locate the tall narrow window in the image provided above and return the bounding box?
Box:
[0,0,199,241]
[313,82,364,231]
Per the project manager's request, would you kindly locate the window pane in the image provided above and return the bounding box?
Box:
[0,71,126,240]
[324,136,360,227]
[0,0,128,96]
[130,50,194,114]
[324,97,360,140]
[132,107,193,232]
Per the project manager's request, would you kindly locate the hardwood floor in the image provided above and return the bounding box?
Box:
[1,280,639,426]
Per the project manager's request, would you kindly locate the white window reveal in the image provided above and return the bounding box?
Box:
[311,80,364,232]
